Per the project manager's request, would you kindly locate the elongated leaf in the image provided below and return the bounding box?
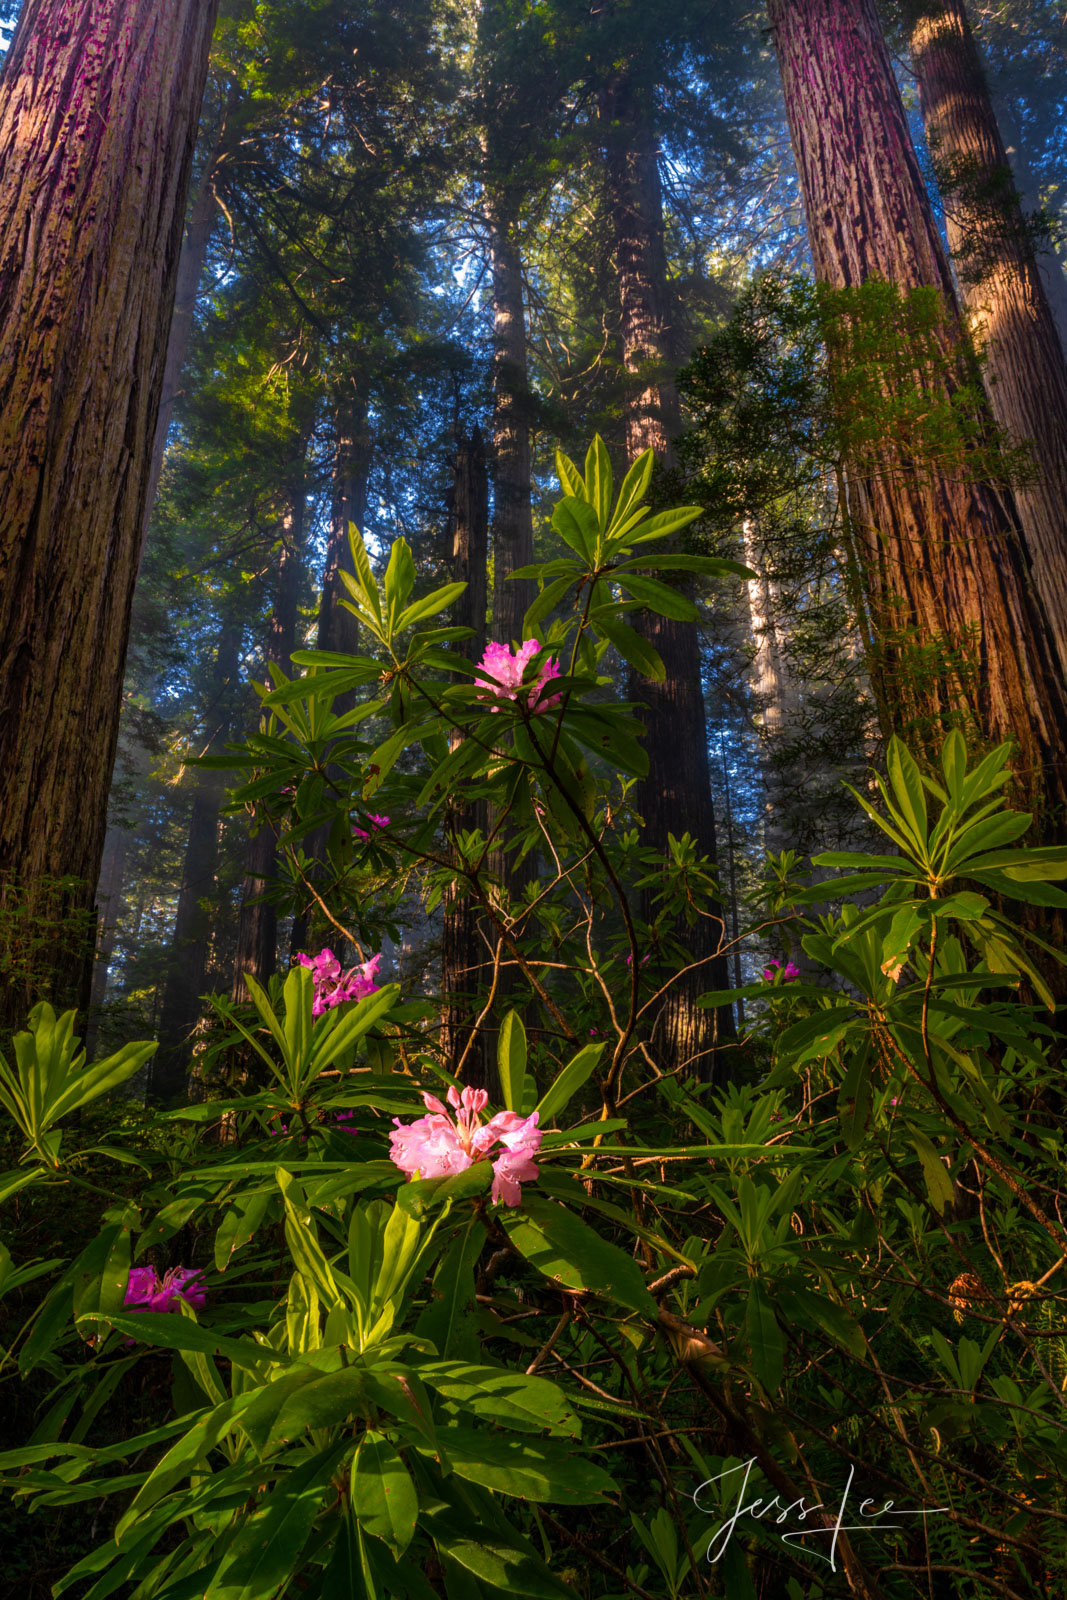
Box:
[432,1425,615,1504]
[352,1431,418,1555]
[554,449,584,501]
[584,435,613,531]
[206,1443,350,1599]
[886,737,928,849]
[745,1282,783,1392]
[592,613,664,682]
[608,448,654,533]
[615,573,698,620]
[397,583,467,632]
[551,497,599,561]
[534,1042,603,1123]
[501,1195,657,1314]
[523,575,573,634]
[908,1128,955,1215]
[497,1011,527,1112]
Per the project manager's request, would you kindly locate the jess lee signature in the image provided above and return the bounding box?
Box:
[694,1458,949,1571]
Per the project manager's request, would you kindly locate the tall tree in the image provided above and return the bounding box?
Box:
[441,429,490,1085]
[598,67,734,1076]
[152,616,242,1102]
[907,0,1067,683]
[0,0,221,1033]
[231,448,311,1003]
[766,0,1067,820]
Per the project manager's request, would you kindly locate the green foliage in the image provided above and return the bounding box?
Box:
[4,447,1067,1596]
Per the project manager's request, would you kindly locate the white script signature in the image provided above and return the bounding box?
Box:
[694,1458,949,1571]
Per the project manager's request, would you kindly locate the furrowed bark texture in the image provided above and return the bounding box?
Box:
[232,486,308,1003]
[487,194,536,647]
[600,75,733,1078]
[909,0,1067,684]
[442,430,490,1086]
[990,91,1067,361]
[0,0,221,1028]
[152,620,242,1103]
[767,0,1067,821]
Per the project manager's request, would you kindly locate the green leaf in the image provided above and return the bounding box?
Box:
[416,1361,580,1437]
[886,737,928,850]
[615,573,698,621]
[776,1007,856,1064]
[364,725,424,800]
[584,435,613,531]
[523,575,574,634]
[383,537,416,629]
[534,1042,603,1123]
[592,613,664,682]
[618,505,702,545]
[206,1443,350,1600]
[352,1431,418,1555]
[497,1012,528,1113]
[608,448,654,533]
[415,1223,484,1363]
[551,497,599,561]
[745,1282,783,1391]
[397,583,467,632]
[908,1128,955,1215]
[554,449,585,501]
[501,1195,657,1314]
[432,1425,615,1504]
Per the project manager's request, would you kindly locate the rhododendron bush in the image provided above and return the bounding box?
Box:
[2,443,1067,1597]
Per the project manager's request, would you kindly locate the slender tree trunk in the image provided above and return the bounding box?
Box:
[232,483,308,1002]
[318,397,371,658]
[442,430,490,1086]
[86,825,130,1034]
[767,0,1067,824]
[600,73,734,1078]
[908,0,1067,684]
[487,194,536,645]
[989,89,1067,360]
[0,0,221,1034]
[742,520,796,860]
[289,401,372,957]
[151,619,241,1101]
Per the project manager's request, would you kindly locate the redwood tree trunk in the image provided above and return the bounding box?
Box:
[487,194,536,646]
[908,0,1067,684]
[288,401,372,956]
[0,0,221,1032]
[442,430,490,1086]
[767,0,1067,823]
[318,397,371,658]
[232,483,308,1002]
[600,73,733,1079]
[152,618,241,1102]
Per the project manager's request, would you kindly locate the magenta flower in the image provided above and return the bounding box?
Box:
[474,640,562,714]
[625,952,650,967]
[762,958,800,984]
[353,814,390,841]
[389,1083,542,1207]
[124,1265,206,1316]
[295,948,381,1017]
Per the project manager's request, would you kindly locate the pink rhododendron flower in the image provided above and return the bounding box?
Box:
[762,958,800,983]
[353,814,390,840]
[124,1265,206,1315]
[389,1083,541,1207]
[474,640,562,714]
[295,948,381,1016]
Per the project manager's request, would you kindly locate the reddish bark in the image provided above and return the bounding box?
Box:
[909,0,1067,685]
[767,0,1067,821]
[0,0,221,1029]
[600,74,733,1078]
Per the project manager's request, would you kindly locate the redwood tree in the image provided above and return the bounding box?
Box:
[767,0,1067,820]
[0,0,221,1030]
[908,0,1067,684]
[599,71,734,1077]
